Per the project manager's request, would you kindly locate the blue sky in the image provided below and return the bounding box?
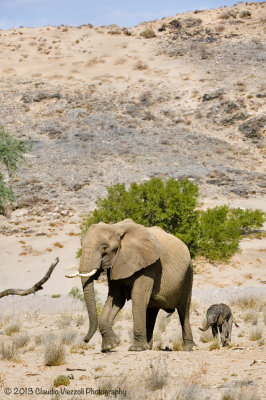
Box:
[0,0,264,29]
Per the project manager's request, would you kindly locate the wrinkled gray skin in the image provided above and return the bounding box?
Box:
[79,219,196,352]
[199,303,236,346]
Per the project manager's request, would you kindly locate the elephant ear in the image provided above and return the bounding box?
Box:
[111,220,161,280]
[217,312,225,325]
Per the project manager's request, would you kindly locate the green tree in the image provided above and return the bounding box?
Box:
[0,127,29,213]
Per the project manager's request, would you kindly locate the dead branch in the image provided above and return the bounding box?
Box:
[0,257,59,298]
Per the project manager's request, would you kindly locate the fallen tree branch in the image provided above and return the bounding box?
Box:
[0,257,59,298]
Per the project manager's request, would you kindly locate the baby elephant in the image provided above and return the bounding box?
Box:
[199,303,238,346]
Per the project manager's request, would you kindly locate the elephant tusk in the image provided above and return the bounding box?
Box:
[65,272,80,278]
[65,269,98,278]
[79,269,98,278]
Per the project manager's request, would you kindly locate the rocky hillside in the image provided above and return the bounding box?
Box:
[0,1,265,216]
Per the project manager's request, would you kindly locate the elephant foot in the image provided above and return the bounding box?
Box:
[182,341,196,352]
[128,342,148,351]
[147,340,153,350]
[101,335,120,352]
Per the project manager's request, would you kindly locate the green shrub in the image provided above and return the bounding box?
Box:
[0,175,14,213]
[81,178,265,262]
[0,127,30,213]
[82,178,200,256]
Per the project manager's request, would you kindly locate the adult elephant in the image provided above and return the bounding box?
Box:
[66,219,196,351]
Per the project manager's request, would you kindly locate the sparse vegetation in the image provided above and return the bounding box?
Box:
[44,341,65,366]
[81,178,265,261]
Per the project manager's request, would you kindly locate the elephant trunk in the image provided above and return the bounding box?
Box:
[81,276,98,343]
[79,250,101,343]
[199,321,211,332]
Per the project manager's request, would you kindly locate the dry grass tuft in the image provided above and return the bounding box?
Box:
[5,322,21,336]
[249,328,263,341]
[61,329,77,345]
[243,310,258,325]
[53,375,70,387]
[171,335,183,351]
[209,340,220,351]
[44,341,65,366]
[13,333,30,348]
[222,381,259,400]
[145,358,168,391]
[0,339,18,361]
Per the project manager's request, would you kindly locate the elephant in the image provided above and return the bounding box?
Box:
[66,219,196,352]
[199,303,238,346]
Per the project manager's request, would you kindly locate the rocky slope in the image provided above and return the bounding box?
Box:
[0,2,265,217]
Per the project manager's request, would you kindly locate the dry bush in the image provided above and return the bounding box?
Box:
[145,358,168,391]
[5,322,21,336]
[219,10,233,19]
[178,383,209,400]
[133,60,148,70]
[200,330,213,343]
[243,310,258,325]
[44,341,65,366]
[0,339,18,361]
[61,329,77,345]
[249,328,263,341]
[140,27,156,38]
[239,10,251,18]
[13,333,30,348]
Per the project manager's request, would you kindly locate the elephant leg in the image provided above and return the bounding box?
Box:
[146,308,159,350]
[177,304,195,351]
[227,316,233,341]
[176,267,196,351]
[220,322,228,346]
[212,324,218,339]
[99,294,125,352]
[129,275,154,351]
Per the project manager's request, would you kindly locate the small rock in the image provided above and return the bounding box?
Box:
[239,114,266,138]
[202,89,224,101]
